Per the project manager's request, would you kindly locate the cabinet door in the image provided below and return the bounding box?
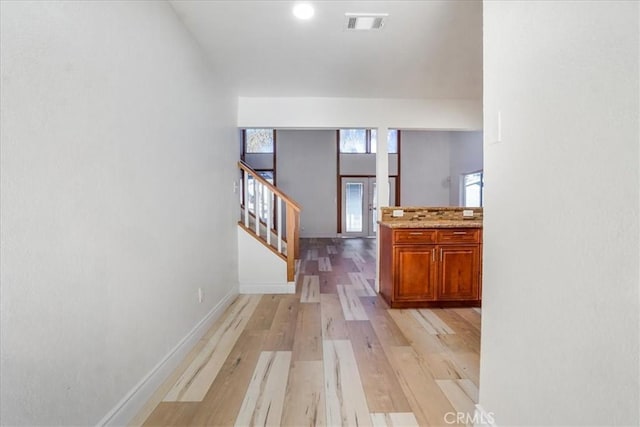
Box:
[393,245,437,301]
[438,245,480,300]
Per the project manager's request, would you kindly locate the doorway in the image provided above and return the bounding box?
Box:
[341,177,397,237]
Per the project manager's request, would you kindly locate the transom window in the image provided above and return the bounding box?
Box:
[244,129,275,153]
[339,129,398,154]
[339,129,368,153]
[371,129,398,154]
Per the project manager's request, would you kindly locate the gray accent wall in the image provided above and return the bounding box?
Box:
[400,131,452,206]
[243,153,273,170]
[276,130,337,238]
[449,131,484,206]
[273,129,483,238]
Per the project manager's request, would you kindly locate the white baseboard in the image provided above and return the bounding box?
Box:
[97,287,238,426]
[239,282,295,294]
[474,404,498,427]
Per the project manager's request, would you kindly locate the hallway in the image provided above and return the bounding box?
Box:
[138,238,481,426]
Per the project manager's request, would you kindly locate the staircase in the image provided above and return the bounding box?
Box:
[237,161,301,285]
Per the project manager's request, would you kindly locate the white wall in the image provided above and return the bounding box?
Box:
[481,1,639,426]
[237,227,289,293]
[238,97,482,130]
[0,2,238,425]
[449,131,483,206]
[276,130,337,238]
[400,131,451,206]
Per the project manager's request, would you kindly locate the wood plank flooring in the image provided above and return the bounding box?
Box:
[138,238,481,427]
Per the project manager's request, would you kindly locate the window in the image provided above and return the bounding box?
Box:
[245,129,274,153]
[463,171,484,207]
[370,129,398,154]
[339,129,398,154]
[344,182,365,232]
[339,129,368,153]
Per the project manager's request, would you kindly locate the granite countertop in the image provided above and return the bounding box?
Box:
[378,219,483,229]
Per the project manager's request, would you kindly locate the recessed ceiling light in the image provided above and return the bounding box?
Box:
[293,3,314,20]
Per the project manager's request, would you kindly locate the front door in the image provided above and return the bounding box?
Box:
[341,177,396,237]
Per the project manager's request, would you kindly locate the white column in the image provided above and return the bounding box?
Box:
[375,125,389,292]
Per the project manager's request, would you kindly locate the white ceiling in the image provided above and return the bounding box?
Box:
[169,0,482,99]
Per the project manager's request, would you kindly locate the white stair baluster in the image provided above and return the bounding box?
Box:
[255,178,260,236]
[267,188,272,246]
[244,172,249,227]
[277,196,282,253]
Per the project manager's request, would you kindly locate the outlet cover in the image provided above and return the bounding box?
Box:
[392,209,404,217]
[462,210,474,217]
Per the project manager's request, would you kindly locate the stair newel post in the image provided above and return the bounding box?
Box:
[293,209,300,260]
[286,203,296,282]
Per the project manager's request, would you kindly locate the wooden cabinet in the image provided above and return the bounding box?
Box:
[394,245,437,301]
[437,245,480,300]
[379,225,482,308]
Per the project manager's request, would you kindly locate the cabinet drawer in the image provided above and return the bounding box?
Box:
[437,229,481,244]
[393,229,437,244]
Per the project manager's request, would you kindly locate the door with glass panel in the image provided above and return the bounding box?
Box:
[341,177,396,237]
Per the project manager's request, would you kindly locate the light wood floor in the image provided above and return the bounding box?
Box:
[135,238,481,427]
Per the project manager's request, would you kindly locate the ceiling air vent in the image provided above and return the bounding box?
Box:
[345,13,388,31]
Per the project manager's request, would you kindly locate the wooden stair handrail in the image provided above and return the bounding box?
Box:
[238,160,301,282]
[238,160,302,212]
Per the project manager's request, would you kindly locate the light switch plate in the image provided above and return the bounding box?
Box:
[463,209,474,217]
[392,209,404,217]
